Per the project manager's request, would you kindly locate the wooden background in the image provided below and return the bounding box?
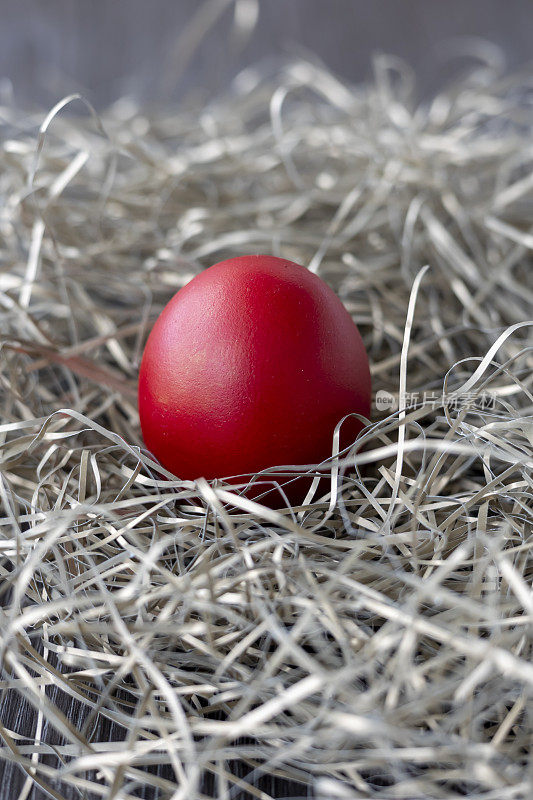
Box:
[0,1,532,798]
[0,0,532,109]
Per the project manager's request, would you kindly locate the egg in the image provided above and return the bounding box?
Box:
[138,255,371,503]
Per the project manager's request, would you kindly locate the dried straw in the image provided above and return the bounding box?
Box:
[0,47,532,800]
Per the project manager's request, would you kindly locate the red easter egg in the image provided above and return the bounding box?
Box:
[138,255,370,503]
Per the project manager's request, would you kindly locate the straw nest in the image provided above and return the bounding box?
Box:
[0,49,532,800]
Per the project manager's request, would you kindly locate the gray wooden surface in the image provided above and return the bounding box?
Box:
[1,1,532,797]
[0,679,309,799]
[0,0,532,109]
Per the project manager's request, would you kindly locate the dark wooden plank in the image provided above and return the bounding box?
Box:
[0,677,310,799]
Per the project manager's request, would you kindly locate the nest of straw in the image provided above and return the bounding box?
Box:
[0,51,532,800]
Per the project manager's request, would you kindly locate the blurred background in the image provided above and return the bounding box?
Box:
[1,0,532,109]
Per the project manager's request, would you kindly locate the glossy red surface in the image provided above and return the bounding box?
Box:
[138,255,371,500]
